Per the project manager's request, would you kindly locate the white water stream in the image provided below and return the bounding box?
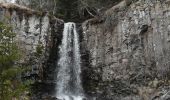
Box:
[55,22,84,100]
[0,0,16,3]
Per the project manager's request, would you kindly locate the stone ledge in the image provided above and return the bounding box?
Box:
[0,3,46,16]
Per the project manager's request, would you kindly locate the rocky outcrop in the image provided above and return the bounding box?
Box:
[0,3,64,99]
[82,0,170,99]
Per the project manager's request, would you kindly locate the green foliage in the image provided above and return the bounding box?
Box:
[0,22,19,69]
[35,42,44,57]
[0,67,30,100]
[0,22,31,100]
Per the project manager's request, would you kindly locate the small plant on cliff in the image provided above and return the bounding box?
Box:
[35,42,44,57]
[0,22,31,100]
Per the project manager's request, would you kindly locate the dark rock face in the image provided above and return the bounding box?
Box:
[81,0,170,99]
[28,13,64,100]
[40,17,64,98]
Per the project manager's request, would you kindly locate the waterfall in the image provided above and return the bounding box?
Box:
[10,0,15,3]
[55,22,84,100]
[2,0,16,3]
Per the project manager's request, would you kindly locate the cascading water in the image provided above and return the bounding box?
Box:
[9,0,15,3]
[55,22,84,100]
[3,0,16,3]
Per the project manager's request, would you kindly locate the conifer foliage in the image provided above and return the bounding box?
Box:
[0,22,30,100]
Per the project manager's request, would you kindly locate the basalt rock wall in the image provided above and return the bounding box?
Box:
[82,0,170,99]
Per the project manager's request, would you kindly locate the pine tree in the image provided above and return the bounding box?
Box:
[0,22,30,100]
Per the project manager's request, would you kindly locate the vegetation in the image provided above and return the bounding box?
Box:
[35,42,44,57]
[16,0,123,22]
[0,22,31,100]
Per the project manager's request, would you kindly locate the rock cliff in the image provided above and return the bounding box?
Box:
[0,3,64,99]
[82,0,170,99]
[1,0,170,100]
